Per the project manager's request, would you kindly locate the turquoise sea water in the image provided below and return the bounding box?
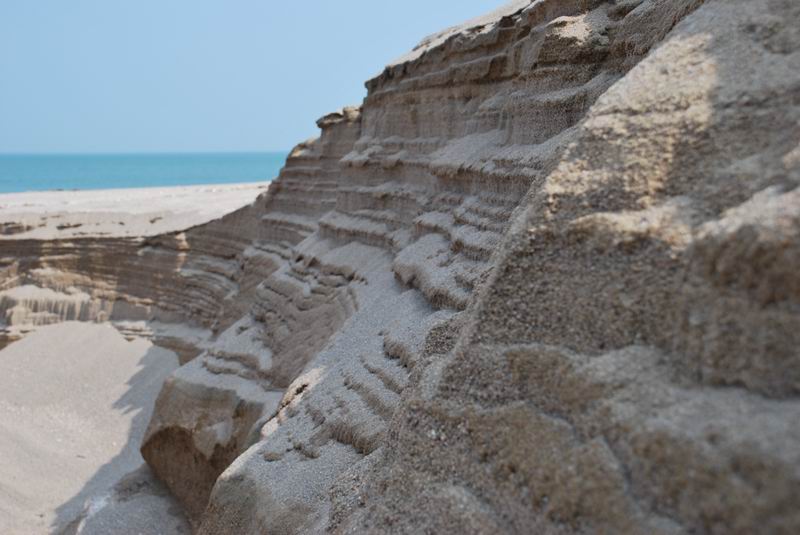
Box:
[0,152,288,194]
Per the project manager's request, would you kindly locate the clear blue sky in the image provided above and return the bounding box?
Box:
[0,1,503,154]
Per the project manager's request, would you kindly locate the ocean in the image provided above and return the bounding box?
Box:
[0,152,288,194]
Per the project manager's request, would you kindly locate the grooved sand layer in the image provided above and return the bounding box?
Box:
[0,0,798,533]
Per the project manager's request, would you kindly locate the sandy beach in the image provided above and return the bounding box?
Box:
[0,182,268,240]
[0,183,267,533]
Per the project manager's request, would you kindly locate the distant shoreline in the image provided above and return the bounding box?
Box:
[0,179,273,196]
[0,150,289,156]
[0,181,269,240]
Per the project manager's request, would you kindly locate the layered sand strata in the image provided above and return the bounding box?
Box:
[0,183,266,533]
[0,1,798,534]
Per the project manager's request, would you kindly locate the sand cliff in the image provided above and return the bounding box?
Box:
[1,0,799,533]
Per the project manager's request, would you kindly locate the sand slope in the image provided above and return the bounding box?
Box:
[0,322,188,534]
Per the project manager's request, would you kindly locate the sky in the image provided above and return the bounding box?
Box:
[0,1,504,154]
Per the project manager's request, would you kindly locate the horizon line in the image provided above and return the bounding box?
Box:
[0,149,291,157]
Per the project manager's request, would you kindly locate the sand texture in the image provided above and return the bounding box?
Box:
[0,182,268,239]
[0,322,189,534]
[0,0,798,533]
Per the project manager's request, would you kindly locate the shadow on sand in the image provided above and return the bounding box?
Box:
[51,344,190,535]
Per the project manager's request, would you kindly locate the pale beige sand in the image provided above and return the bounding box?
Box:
[0,182,268,240]
[0,183,246,532]
[0,322,188,534]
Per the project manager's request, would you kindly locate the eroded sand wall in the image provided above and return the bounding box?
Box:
[1,1,798,533]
